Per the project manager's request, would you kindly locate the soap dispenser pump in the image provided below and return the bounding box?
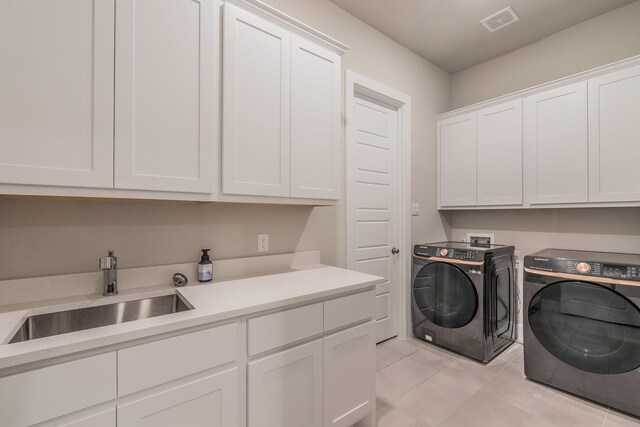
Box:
[198,249,213,282]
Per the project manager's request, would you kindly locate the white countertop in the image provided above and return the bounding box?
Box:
[0,265,383,371]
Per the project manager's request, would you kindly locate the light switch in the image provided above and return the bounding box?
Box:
[411,203,420,216]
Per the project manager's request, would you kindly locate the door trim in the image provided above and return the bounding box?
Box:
[345,70,412,339]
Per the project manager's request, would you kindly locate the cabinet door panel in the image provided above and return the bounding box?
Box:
[57,407,116,427]
[0,0,114,188]
[118,368,238,427]
[324,321,375,427]
[439,113,476,207]
[290,35,341,199]
[524,82,588,204]
[223,4,291,197]
[477,101,523,206]
[114,0,216,193]
[589,65,640,202]
[248,340,323,427]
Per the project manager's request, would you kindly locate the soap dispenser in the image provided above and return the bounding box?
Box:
[198,249,213,282]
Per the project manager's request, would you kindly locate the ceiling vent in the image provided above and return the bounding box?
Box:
[480,7,519,33]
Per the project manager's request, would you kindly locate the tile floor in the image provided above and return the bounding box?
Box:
[375,338,640,427]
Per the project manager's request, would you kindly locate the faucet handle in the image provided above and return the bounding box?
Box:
[99,249,116,270]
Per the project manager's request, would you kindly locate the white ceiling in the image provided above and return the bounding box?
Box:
[328,0,637,73]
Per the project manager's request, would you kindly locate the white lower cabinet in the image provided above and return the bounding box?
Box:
[324,322,376,427]
[55,407,116,427]
[248,339,324,427]
[118,368,238,427]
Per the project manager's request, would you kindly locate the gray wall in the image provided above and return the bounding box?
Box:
[451,0,640,109]
[0,0,451,280]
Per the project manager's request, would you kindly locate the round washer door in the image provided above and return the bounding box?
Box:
[528,281,640,374]
[413,262,478,328]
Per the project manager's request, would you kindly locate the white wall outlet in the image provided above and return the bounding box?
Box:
[257,234,269,253]
[411,203,420,216]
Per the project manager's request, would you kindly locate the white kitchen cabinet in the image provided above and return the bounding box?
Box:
[476,101,523,206]
[439,112,477,207]
[248,339,323,427]
[524,82,588,205]
[588,65,640,202]
[0,0,114,188]
[114,0,217,194]
[323,321,375,427]
[290,35,341,199]
[118,368,238,427]
[223,3,291,197]
[55,407,116,427]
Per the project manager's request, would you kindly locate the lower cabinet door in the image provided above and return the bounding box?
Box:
[56,407,116,427]
[324,321,375,427]
[117,368,238,427]
[248,339,323,427]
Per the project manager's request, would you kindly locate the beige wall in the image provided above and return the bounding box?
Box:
[0,0,451,280]
[451,0,640,109]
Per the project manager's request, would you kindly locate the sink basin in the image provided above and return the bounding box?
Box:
[9,294,193,344]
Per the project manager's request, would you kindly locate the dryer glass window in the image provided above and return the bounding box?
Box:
[528,281,640,374]
[413,262,478,328]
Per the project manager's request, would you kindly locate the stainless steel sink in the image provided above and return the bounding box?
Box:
[9,294,193,344]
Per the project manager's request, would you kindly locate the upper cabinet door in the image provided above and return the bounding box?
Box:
[114,0,216,194]
[588,65,640,202]
[439,113,477,207]
[524,82,588,205]
[223,4,291,197]
[0,0,114,188]
[290,36,341,200]
[477,100,523,206]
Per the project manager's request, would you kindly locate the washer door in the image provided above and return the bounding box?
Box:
[528,281,640,374]
[413,262,478,328]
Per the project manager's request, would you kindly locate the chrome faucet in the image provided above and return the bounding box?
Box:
[99,249,118,296]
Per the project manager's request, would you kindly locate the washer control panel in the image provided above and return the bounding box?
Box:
[527,257,640,281]
[413,245,483,262]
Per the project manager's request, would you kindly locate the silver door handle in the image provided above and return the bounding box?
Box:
[391,247,400,255]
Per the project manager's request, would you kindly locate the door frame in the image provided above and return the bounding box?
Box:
[345,70,412,339]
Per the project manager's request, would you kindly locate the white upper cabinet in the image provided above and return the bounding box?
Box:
[439,112,477,207]
[588,65,640,202]
[0,0,115,188]
[524,82,588,205]
[290,36,341,199]
[223,3,291,197]
[114,0,216,194]
[476,100,523,206]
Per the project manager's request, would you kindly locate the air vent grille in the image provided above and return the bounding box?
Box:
[481,7,519,33]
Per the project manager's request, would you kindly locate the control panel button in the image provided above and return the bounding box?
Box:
[576,262,591,274]
[439,248,449,257]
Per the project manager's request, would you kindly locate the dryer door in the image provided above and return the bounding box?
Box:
[528,281,640,374]
[413,262,478,329]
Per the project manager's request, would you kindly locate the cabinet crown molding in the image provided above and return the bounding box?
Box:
[438,54,640,120]
[225,0,349,55]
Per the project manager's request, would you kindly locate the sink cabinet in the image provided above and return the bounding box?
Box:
[0,288,376,427]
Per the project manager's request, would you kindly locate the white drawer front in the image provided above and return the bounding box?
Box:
[0,352,116,426]
[248,303,323,356]
[118,323,237,396]
[324,290,376,331]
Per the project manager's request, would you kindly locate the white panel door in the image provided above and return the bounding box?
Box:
[0,0,114,188]
[324,321,375,427]
[248,340,323,427]
[477,100,523,206]
[524,82,588,205]
[439,112,477,207]
[347,96,399,343]
[114,0,215,193]
[223,3,291,197]
[588,65,640,202]
[118,368,238,427]
[290,35,341,200]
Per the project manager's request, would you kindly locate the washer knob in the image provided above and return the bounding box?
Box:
[440,248,449,257]
[576,262,591,274]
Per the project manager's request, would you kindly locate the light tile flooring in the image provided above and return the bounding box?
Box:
[375,338,640,427]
